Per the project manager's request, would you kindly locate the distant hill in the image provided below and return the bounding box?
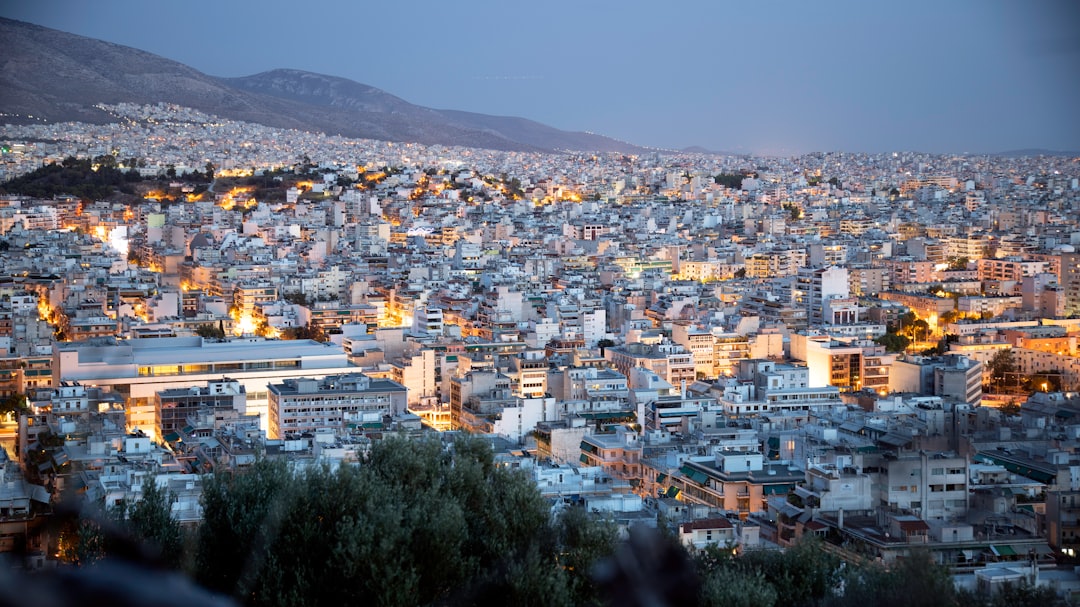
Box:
[680,145,746,156]
[0,18,645,153]
[992,148,1080,157]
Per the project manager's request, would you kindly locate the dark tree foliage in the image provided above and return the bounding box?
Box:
[987,348,1018,392]
[195,324,226,339]
[875,332,910,353]
[57,437,1074,607]
[117,479,186,570]
[193,436,615,607]
[281,321,326,342]
[713,173,746,189]
[0,155,143,199]
[0,393,29,416]
[830,550,954,607]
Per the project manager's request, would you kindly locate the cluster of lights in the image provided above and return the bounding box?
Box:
[218,186,256,211]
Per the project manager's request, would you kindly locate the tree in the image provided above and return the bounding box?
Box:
[553,506,618,606]
[832,549,956,607]
[192,436,600,607]
[1025,370,1062,393]
[940,309,960,325]
[987,348,1017,393]
[282,321,326,342]
[0,393,28,417]
[911,319,930,343]
[56,517,105,567]
[596,338,615,356]
[782,202,802,220]
[282,292,310,306]
[700,567,777,607]
[194,323,226,339]
[119,478,185,570]
[897,311,917,334]
[713,173,745,189]
[875,332,910,353]
[947,256,970,271]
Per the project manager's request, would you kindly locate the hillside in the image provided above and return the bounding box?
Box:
[0,18,644,153]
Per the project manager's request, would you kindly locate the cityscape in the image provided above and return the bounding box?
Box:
[1,4,1080,607]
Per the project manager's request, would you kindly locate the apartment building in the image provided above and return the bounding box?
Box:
[267,373,407,439]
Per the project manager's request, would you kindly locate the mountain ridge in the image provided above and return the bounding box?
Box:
[0,17,645,153]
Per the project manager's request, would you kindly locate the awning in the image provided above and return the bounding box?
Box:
[580,454,590,464]
[991,545,1018,557]
[579,411,635,420]
[763,484,793,495]
[679,464,709,485]
[163,431,181,442]
[666,486,680,498]
[879,433,913,448]
[656,473,668,484]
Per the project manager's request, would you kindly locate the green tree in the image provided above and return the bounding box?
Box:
[596,338,615,356]
[700,566,777,607]
[875,332,910,353]
[0,393,28,417]
[57,517,106,566]
[940,309,960,325]
[947,256,970,270]
[120,478,185,570]
[911,319,930,342]
[193,437,592,607]
[282,292,310,306]
[1025,370,1062,393]
[831,550,956,607]
[195,457,295,597]
[714,173,745,189]
[987,348,1017,392]
[553,506,618,606]
[195,323,226,339]
[282,321,326,342]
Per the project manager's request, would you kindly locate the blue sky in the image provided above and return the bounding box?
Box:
[4,0,1078,155]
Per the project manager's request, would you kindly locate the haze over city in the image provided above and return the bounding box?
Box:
[3,0,1079,155]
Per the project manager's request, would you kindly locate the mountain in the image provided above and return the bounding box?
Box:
[0,17,644,153]
[991,148,1080,158]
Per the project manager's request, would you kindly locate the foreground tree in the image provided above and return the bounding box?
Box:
[830,550,955,607]
[194,436,610,607]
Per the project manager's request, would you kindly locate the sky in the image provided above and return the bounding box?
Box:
[3,0,1079,155]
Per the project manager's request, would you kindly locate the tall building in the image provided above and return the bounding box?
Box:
[1063,252,1080,318]
[796,266,850,327]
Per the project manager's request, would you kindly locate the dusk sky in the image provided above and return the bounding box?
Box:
[4,0,1078,155]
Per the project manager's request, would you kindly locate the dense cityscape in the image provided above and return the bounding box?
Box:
[1,98,1079,603]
